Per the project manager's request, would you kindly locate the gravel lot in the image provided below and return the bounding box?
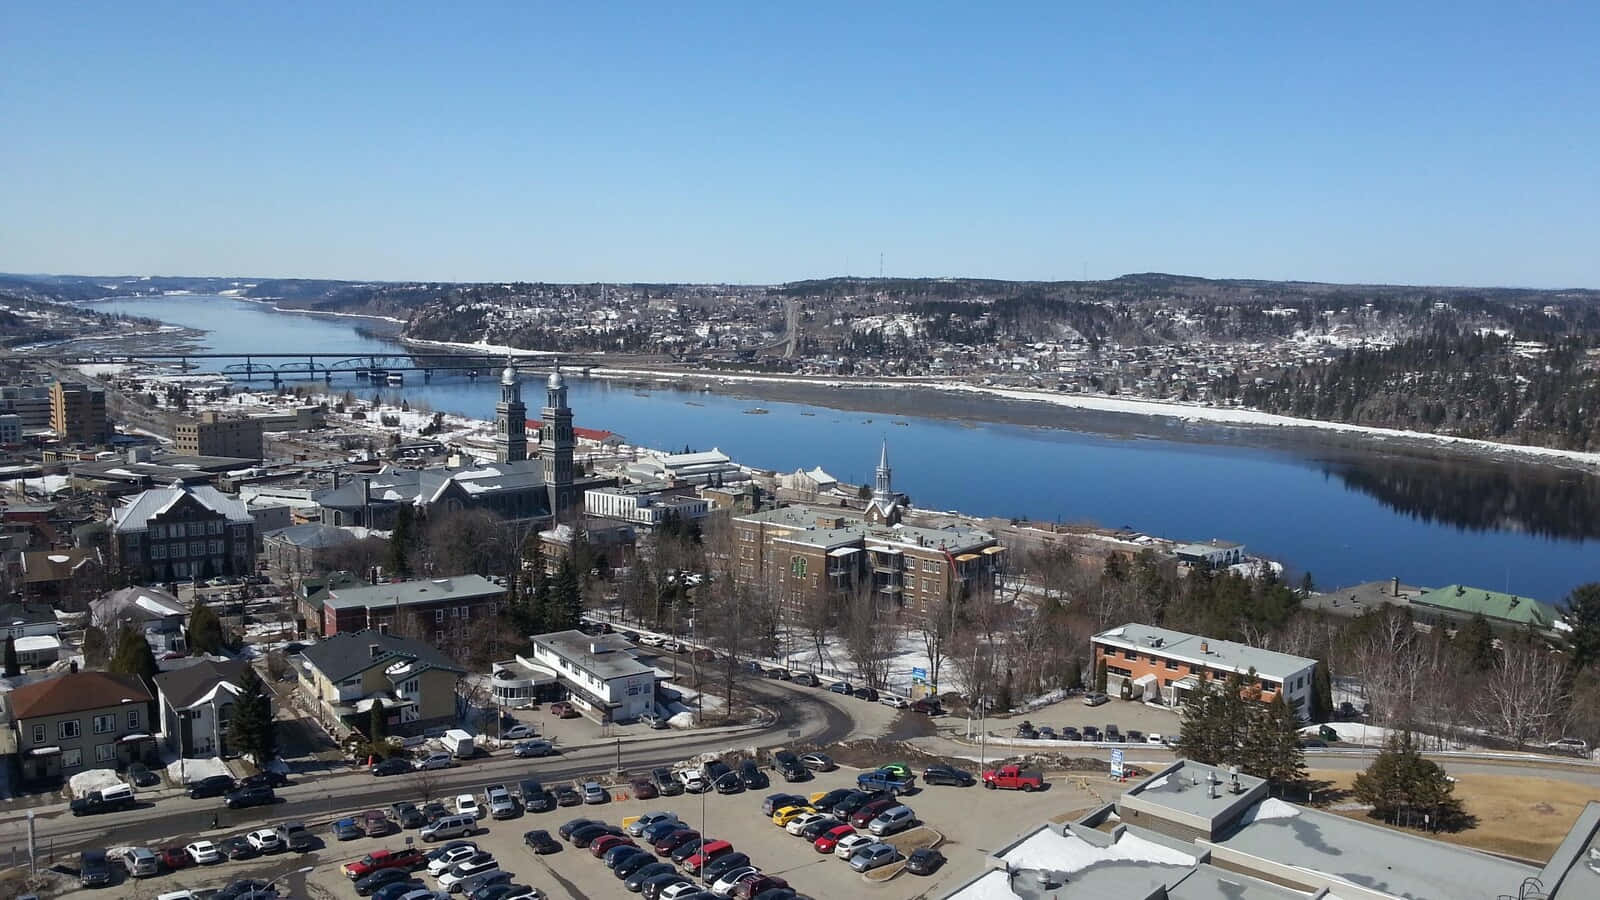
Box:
[49,763,1097,900]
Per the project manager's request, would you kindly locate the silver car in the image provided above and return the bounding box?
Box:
[848,842,899,872]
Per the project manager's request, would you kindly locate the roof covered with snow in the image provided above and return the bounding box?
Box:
[109,484,253,533]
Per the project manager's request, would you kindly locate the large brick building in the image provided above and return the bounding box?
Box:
[1091,623,1316,719]
[299,573,507,639]
[49,381,108,446]
[108,484,257,582]
[175,411,264,460]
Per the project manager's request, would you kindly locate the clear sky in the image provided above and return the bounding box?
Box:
[3,3,1597,287]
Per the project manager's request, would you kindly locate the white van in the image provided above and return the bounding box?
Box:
[420,814,479,842]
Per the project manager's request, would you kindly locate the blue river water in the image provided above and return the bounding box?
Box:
[91,295,1597,603]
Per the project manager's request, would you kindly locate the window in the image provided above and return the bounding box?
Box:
[150,543,166,559]
[95,742,115,763]
[127,709,139,729]
[62,748,82,769]
[209,520,223,534]
[59,719,81,739]
[451,607,460,618]
[1164,658,1178,671]
[209,539,222,555]
[460,606,470,620]
[790,556,807,577]
[31,724,45,744]
[93,714,115,734]
[190,541,206,557]
[1106,665,1133,678]
[1123,649,1137,661]
[435,609,445,623]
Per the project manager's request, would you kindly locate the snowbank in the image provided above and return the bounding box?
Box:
[167,756,231,784]
[69,769,127,798]
[1241,797,1301,825]
[998,825,1197,874]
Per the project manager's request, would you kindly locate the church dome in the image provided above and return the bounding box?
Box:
[501,363,518,385]
[547,368,565,390]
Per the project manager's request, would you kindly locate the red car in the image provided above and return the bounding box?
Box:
[342,847,424,879]
[849,798,898,828]
[159,846,192,871]
[550,701,579,719]
[813,824,855,854]
[590,835,636,858]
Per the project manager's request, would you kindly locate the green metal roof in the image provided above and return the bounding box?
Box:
[1413,584,1560,628]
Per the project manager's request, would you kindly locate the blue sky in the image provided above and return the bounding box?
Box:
[3,3,1597,287]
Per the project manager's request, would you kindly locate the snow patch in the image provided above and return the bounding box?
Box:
[998,826,1196,874]
[1242,797,1301,824]
[69,769,128,798]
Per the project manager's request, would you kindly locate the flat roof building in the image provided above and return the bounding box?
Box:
[49,381,108,446]
[174,411,264,460]
[1092,624,1317,718]
[526,629,660,724]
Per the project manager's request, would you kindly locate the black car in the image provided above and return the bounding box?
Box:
[1126,729,1145,743]
[1081,725,1101,741]
[558,818,597,840]
[765,667,791,680]
[798,816,842,840]
[906,847,945,875]
[1015,723,1039,739]
[355,868,416,896]
[762,792,809,816]
[829,790,873,817]
[615,852,661,879]
[923,764,975,787]
[471,885,527,900]
[700,851,751,882]
[641,872,689,899]
[219,835,260,860]
[852,686,880,702]
[624,862,678,892]
[79,849,114,888]
[522,786,556,813]
[216,879,272,900]
[188,774,237,798]
[126,761,161,787]
[1060,726,1082,741]
[811,788,854,811]
[391,801,426,829]
[422,801,450,823]
[371,757,414,777]
[523,829,560,854]
[641,820,687,844]
[772,751,808,782]
[553,785,582,807]
[285,829,318,853]
[714,772,744,794]
[704,760,732,781]
[374,882,426,900]
[242,770,289,788]
[738,760,769,789]
[652,767,685,796]
[606,844,650,869]
[571,823,623,848]
[669,838,712,864]
[224,785,276,809]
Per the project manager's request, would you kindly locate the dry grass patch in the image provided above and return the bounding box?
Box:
[1308,768,1586,861]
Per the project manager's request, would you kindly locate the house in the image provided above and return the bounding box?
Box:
[0,601,61,641]
[307,574,506,639]
[89,586,189,656]
[152,657,250,758]
[1411,584,1564,636]
[20,548,104,607]
[299,630,464,735]
[6,670,155,784]
[261,523,359,574]
[526,630,661,723]
[1174,539,1245,569]
[583,482,710,528]
[1091,623,1317,719]
[107,484,257,583]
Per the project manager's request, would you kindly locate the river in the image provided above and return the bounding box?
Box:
[88,295,1597,603]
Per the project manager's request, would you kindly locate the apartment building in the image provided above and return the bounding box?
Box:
[1091,623,1316,719]
[107,484,258,582]
[175,411,264,460]
[7,671,156,785]
[49,381,108,445]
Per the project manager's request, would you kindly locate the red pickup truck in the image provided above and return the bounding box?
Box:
[342,847,425,878]
[982,764,1045,792]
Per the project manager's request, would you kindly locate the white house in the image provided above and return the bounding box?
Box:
[90,586,188,656]
[583,482,710,527]
[1174,539,1245,569]
[152,657,251,758]
[527,630,660,723]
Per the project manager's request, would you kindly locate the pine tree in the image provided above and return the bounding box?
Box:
[3,634,19,677]
[227,666,277,764]
[389,505,415,578]
[1250,694,1307,788]
[1176,672,1304,788]
[369,698,387,743]
[1561,582,1600,672]
[1353,732,1465,829]
[1456,614,1497,671]
[82,626,110,668]
[188,603,226,654]
[108,626,159,689]
[1312,662,1334,722]
[547,555,582,631]
[1093,657,1107,693]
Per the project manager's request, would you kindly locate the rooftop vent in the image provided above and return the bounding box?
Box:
[369,643,382,658]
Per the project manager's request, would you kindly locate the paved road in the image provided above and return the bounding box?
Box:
[21,677,853,857]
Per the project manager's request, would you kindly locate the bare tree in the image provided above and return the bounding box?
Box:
[409,765,444,803]
[1478,635,1569,748]
[917,589,957,693]
[841,581,896,689]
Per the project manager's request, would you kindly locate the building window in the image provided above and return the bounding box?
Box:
[62,748,82,769]
[31,724,45,744]
[93,714,115,734]
[790,556,807,577]
[460,606,469,620]
[435,609,445,623]
[1164,658,1178,671]
[59,719,81,739]
[209,520,223,534]
[1123,649,1137,661]
[151,543,166,559]
[190,541,206,557]
[128,709,139,729]
[95,743,115,763]
[209,539,222,555]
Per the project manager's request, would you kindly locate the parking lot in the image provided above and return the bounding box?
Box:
[49,761,1097,900]
[982,695,1182,745]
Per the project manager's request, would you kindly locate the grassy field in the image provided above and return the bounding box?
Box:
[1308,767,1586,861]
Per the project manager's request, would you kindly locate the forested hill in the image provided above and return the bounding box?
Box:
[1237,332,1600,451]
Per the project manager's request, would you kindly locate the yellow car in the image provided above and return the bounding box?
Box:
[771,805,816,827]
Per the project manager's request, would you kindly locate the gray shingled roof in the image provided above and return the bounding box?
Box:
[299,629,464,683]
[153,657,248,708]
[109,484,253,534]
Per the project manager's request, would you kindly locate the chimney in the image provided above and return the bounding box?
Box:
[333,470,342,489]
[1391,576,1399,597]
[369,643,381,658]
[1200,641,1209,653]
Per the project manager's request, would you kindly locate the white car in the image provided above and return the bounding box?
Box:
[184,840,223,865]
[627,811,679,837]
[833,832,875,860]
[709,866,762,896]
[785,812,832,836]
[677,770,709,793]
[245,829,284,853]
[637,634,666,647]
[485,785,518,819]
[427,844,481,875]
[502,724,537,740]
[455,793,485,820]
[878,694,910,709]
[437,855,498,891]
[660,884,703,900]
[500,889,545,900]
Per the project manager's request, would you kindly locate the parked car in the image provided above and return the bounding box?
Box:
[1082,725,1102,741]
[332,817,364,841]
[982,764,1045,791]
[1083,691,1110,706]
[814,823,856,853]
[456,794,485,820]
[437,854,500,892]
[188,774,237,798]
[418,752,456,770]
[879,694,910,709]
[852,686,880,702]
[423,801,451,823]
[827,681,853,695]
[762,793,809,816]
[557,818,597,840]
[117,846,160,877]
[218,835,258,860]
[126,761,160,787]
[454,870,512,897]
[678,770,710,794]
[847,842,899,872]
[1014,721,1039,739]
[849,798,898,828]
[867,805,916,836]
[795,815,841,841]
[625,862,680,891]
[784,812,831,836]
[1060,726,1082,741]
[549,701,579,719]
[487,786,519,819]
[655,829,700,856]
[158,845,192,871]
[503,724,537,740]
[590,835,636,858]
[906,847,945,875]
[372,757,415,776]
[523,829,561,854]
[700,851,753,883]
[652,766,685,796]
[571,823,624,849]
[345,847,425,880]
[373,882,427,900]
[427,844,484,876]
[709,866,761,897]
[365,809,399,836]
[772,751,809,782]
[242,770,289,789]
[714,772,744,794]
[680,840,735,875]
[799,753,835,772]
[630,776,660,800]
[771,805,815,827]
[391,802,426,829]
[791,673,820,687]
[628,811,680,837]
[738,760,769,790]
[732,876,787,900]
[553,785,582,807]
[922,764,974,787]
[275,821,314,852]
[184,840,224,865]
[582,782,609,804]
[78,848,115,888]
[856,767,915,795]
[828,790,874,818]
[1549,737,1591,756]
[513,740,556,758]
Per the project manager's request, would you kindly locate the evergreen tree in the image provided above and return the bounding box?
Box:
[3,634,19,677]
[1312,662,1334,722]
[1093,657,1107,693]
[1456,614,1498,671]
[1352,732,1466,830]
[82,625,110,668]
[227,666,277,764]
[1176,672,1305,788]
[369,698,387,743]
[1250,694,1307,787]
[389,504,415,578]
[108,626,159,689]
[1561,582,1600,672]
[547,555,582,631]
[188,603,227,654]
